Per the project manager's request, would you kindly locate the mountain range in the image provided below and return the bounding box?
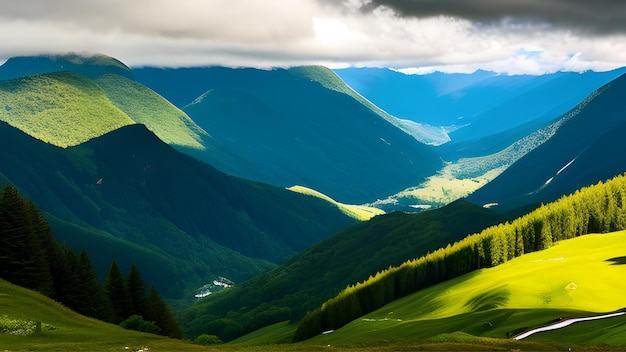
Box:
[2,52,626,349]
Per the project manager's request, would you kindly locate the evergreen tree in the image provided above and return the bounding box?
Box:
[104,260,131,323]
[126,264,147,316]
[145,286,184,339]
[0,185,52,295]
[79,250,114,322]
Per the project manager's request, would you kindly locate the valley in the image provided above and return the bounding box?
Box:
[1,52,626,350]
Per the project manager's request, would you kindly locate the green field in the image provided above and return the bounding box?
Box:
[296,230,626,348]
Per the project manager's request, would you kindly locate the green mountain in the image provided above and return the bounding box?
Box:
[134,66,442,204]
[468,73,626,210]
[0,68,208,151]
[0,53,133,80]
[180,200,516,341]
[0,121,356,299]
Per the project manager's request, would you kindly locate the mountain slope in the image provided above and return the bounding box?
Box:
[0,66,209,152]
[0,121,356,298]
[0,71,135,147]
[304,231,626,348]
[336,67,626,152]
[180,200,515,341]
[135,66,442,203]
[0,278,204,351]
[468,73,626,210]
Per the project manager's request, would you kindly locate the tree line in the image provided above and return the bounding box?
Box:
[0,185,183,338]
[294,173,626,341]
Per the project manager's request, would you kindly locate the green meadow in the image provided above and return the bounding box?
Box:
[0,279,205,351]
[301,230,626,348]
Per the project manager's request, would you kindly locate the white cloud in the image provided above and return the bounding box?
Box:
[0,0,624,74]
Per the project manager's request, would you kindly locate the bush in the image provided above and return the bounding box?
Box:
[119,315,161,334]
[193,334,223,345]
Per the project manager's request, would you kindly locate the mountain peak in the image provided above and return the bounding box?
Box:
[0,52,132,80]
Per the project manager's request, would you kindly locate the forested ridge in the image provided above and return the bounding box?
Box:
[295,173,626,341]
[0,185,183,338]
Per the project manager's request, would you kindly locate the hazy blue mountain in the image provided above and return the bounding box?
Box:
[0,121,356,298]
[468,73,626,210]
[335,67,626,156]
[134,66,442,203]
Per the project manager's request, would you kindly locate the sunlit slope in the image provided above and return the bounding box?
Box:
[0,279,203,351]
[287,185,384,221]
[95,74,208,150]
[0,72,134,147]
[310,231,626,346]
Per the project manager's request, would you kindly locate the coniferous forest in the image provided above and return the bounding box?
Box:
[0,185,183,338]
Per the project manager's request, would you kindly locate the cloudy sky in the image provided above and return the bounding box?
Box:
[1,0,625,74]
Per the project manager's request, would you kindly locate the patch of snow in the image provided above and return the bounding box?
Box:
[556,157,577,176]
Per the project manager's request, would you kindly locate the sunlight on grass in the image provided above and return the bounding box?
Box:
[306,230,626,347]
[288,185,385,221]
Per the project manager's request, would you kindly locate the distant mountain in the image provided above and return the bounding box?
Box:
[468,73,626,210]
[0,53,133,80]
[134,66,442,203]
[180,200,517,340]
[335,67,626,156]
[0,121,356,297]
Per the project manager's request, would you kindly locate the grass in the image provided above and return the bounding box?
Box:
[299,230,626,348]
[95,74,208,150]
[0,279,205,351]
[0,72,134,147]
[288,185,385,221]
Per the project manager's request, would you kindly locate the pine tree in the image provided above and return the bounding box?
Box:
[126,264,147,317]
[0,186,52,295]
[145,286,184,339]
[104,260,132,323]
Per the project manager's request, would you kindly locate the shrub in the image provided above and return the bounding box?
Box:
[119,315,161,334]
[193,333,223,345]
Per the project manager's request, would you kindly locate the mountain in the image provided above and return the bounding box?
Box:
[335,67,626,156]
[0,65,208,151]
[180,200,517,340]
[133,66,442,204]
[0,53,133,80]
[0,121,356,298]
[468,73,626,210]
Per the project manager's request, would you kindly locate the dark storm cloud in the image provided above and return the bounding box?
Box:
[360,0,626,35]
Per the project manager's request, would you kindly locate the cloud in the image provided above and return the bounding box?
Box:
[0,0,624,74]
[359,0,626,35]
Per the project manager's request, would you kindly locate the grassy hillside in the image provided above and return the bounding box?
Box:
[0,279,204,351]
[95,73,208,150]
[304,231,626,348]
[0,72,134,147]
[287,185,385,221]
[179,200,513,341]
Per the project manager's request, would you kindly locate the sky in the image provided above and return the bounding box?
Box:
[1,0,626,74]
